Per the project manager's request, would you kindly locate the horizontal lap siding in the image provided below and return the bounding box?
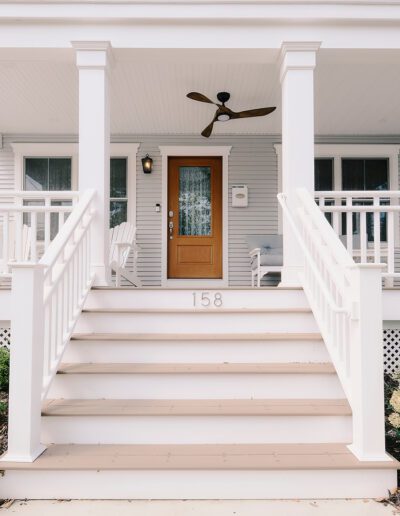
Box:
[1,134,399,286]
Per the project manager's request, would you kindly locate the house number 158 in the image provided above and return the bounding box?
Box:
[193,292,223,308]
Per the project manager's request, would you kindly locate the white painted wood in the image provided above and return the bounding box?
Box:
[159,145,231,287]
[0,469,396,500]
[279,42,320,286]
[84,287,308,310]
[74,310,319,333]
[74,41,112,286]
[278,188,390,461]
[48,372,344,399]
[63,337,329,364]
[41,414,351,445]
[1,264,46,462]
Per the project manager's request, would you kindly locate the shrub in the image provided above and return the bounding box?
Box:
[0,348,9,392]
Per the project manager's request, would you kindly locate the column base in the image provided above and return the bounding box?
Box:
[278,266,303,288]
[92,264,112,287]
[1,443,47,463]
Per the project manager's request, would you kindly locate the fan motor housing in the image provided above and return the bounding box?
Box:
[217,91,230,104]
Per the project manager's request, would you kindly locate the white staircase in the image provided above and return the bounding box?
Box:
[1,288,397,499]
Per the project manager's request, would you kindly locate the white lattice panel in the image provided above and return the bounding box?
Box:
[383,329,400,374]
[0,327,10,350]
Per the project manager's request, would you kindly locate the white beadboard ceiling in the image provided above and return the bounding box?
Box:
[0,49,400,135]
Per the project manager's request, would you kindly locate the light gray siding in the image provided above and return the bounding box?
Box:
[0,133,399,286]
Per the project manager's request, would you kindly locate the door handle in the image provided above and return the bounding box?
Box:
[169,221,174,239]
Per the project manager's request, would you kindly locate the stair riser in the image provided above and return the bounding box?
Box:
[41,415,352,444]
[1,469,396,499]
[64,339,330,364]
[48,373,344,399]
[85,289,309,310]
[75,312,318,333]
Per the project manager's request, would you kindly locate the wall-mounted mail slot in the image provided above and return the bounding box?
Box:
[232,185,248,207]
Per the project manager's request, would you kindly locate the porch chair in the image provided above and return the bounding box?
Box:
[109,222,142,287]
[246,234,283,288]
[0,223,32,275]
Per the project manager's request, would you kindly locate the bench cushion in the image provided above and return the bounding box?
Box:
[246,234,283,269]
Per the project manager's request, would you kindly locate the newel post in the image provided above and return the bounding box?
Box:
[2,264,46,462]
[348,263,389,461]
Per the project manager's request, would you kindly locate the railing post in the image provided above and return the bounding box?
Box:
[1,263,46,462]
[348,263,390,461]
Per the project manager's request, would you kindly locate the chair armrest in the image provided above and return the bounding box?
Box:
[249,247,261,258]
[114,242,132,251]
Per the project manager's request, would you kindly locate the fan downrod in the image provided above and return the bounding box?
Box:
[217,91,230,104]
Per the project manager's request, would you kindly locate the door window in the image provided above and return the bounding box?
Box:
[178,166,211,236]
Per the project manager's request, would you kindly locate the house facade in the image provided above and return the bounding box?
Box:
[0,0,400,500]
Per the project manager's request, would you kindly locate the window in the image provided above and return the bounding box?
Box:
[24,157,73,240]
[342,158,389,241]
[110,158,128,228]
[24,158,72,191]
[315,158,334,191]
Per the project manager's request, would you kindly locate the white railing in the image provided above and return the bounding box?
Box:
[315,190,400,286]
[3,189,95,462]
[0,191,79,276]
[278,188,389,461]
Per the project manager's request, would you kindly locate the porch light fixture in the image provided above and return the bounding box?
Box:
[142,154,153,174]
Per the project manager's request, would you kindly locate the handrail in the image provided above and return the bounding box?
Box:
[0,190,79,199]
[277,193,350,315]
[5,188,97,462]
[278,187,388,461]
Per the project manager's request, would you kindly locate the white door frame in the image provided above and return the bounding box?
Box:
[159,145,231,287]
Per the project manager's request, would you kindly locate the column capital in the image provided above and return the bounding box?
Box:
[72,41,113,70]
[279,41,321,83]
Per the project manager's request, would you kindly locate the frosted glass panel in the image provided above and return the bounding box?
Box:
[179,167,211,236]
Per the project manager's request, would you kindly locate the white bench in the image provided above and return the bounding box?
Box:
[246,234,283,288]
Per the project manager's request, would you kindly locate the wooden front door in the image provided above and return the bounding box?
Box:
[168,156,222,279]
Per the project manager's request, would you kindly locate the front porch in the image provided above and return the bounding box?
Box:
[1,23,400,497]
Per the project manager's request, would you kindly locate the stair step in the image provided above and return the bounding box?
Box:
[82,308,312,314]
[1,443,396,471]
[42,398,351,416]
[71,332,323,341]
[57,362,335,375]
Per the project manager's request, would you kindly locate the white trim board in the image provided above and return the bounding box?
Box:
[274,143,400,234]
[159,145,231,288]
[10,142,139,227]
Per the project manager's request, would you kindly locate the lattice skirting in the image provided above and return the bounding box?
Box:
[383,329,400,375]
[0,328,10,350]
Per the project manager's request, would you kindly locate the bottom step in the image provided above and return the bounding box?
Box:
[0,444,397,499]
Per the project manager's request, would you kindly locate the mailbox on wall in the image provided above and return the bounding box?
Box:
[232,185,248,207]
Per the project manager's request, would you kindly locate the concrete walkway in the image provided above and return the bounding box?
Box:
[0,500,399,515]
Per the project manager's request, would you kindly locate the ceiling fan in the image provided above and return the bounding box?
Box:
[186,91,276,138]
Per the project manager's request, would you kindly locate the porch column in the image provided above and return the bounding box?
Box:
[279,42,320,286]
[73,41,112,285]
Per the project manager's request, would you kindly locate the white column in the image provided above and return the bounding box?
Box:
[279,42,320,286]
[73,41,112,286]
[1,264,46,462]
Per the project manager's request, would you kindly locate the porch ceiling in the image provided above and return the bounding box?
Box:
[0,48,400,136]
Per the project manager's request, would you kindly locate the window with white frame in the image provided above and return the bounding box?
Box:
[110,157,128,228]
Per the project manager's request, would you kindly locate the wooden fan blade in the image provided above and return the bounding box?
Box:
[201,119,215,138]
[231,107,276,119]
[187,92,217,105]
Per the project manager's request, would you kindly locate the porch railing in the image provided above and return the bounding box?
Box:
[315,190,400,286]
[278,188,389,461]
[3,189,95,462]
[0,191,79,276]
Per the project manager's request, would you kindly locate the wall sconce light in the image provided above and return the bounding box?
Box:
[142,154,153,174]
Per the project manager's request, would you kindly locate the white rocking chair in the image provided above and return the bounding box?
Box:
[0,223,32,275]
[109,222,142,287]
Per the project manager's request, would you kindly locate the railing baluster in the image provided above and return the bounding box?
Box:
[30,212,37,262]
[387,210,395,287]
[360,211,367,263]
[44,197,51,251]
[346,196,353,256]
[373,197,381,265]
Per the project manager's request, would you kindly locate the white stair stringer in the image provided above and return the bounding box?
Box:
[1,288,398,499]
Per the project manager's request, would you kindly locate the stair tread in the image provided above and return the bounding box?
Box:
[1,443,397,470]
[71,332,323,341]
[82,308,312,314]
[57,362,335,375]
[42,398,351,416]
